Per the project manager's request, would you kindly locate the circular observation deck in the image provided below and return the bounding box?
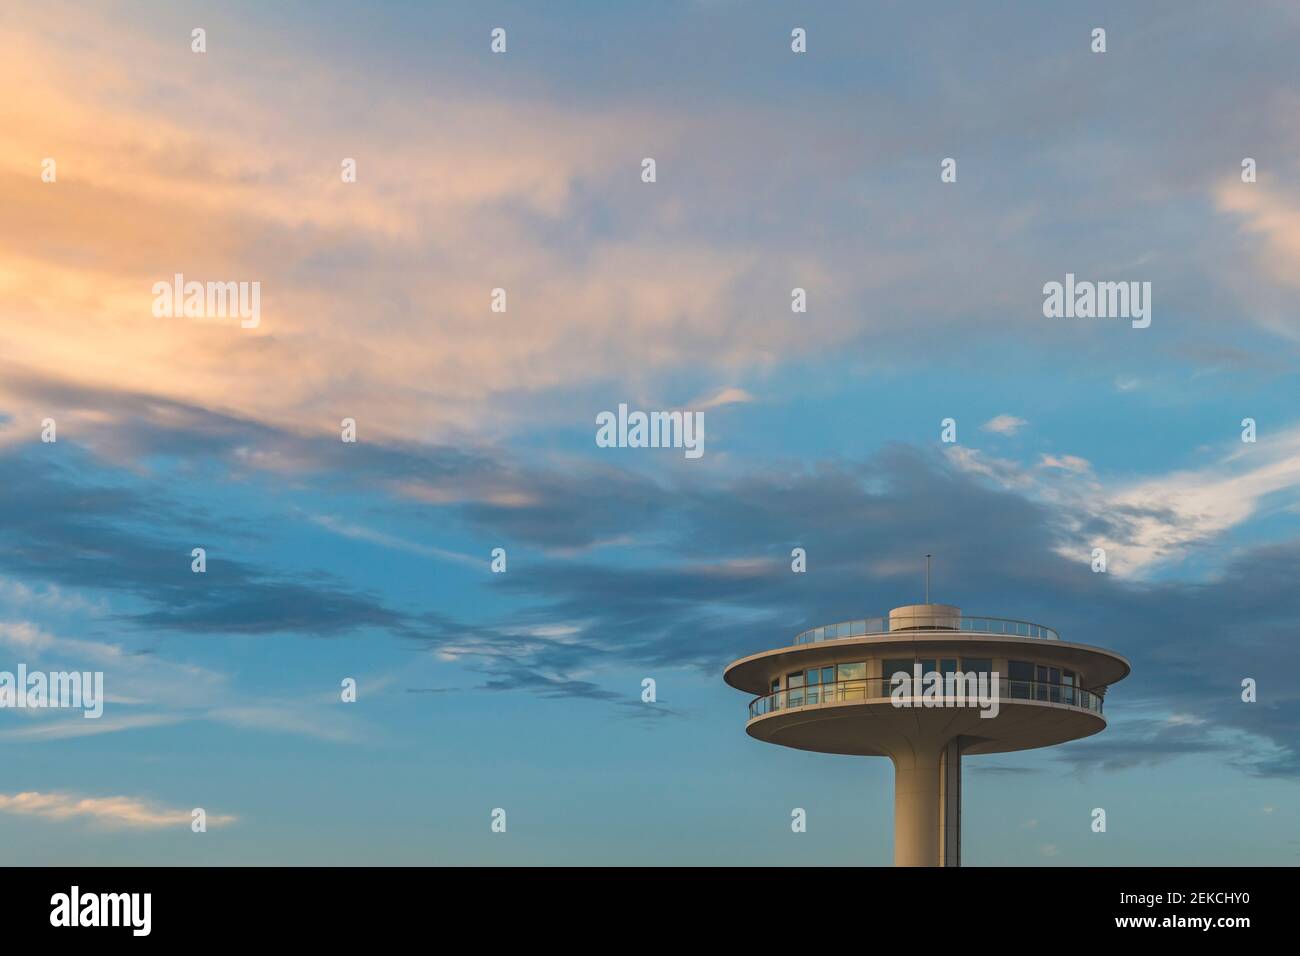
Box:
[723,604,1130,758]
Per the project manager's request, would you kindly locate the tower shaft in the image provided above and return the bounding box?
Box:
[891,740,961,867]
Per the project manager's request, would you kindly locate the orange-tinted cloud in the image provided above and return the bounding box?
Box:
[0,7,855,448]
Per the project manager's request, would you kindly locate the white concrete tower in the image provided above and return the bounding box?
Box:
[724,601,1129,865]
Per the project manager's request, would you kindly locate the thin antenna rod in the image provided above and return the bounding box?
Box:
[925,554,932,604]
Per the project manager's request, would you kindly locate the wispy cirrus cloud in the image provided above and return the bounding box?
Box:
[307,513,482,568]
[691,386,756,410]
[0,791,235,829]
[0,618,370,744]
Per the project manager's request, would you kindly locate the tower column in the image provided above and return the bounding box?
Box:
[891,744,943,867]
[891,738,961,867]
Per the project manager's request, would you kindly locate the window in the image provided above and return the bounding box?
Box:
[770,677,780,694]
[788,671,804,707]
[884,659,913,690]
[1035,665,1056,701]
[1004,662,1075,702]
[798,667,837,704]
[939,658,958,677]
[1009,660,1033,699]
[838,662,866,700]
[806,666,822,703]
[959,659,993,701]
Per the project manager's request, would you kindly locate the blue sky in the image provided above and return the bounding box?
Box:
[1,0,1299,864]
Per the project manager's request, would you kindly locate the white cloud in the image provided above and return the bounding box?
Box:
[953,425,1300,577]
[945,446,1035,490]
[206,705,361,744]
[1087,427,1300,573]
[0,791,235,828]
[0,578,106,615]
[981,414,1028,436]
[1039,453,1091,474]
[0,714,187,742]
[0,620,227,710]
[690,386,756,410]
[0,620,371,743]
[307,513,482,568]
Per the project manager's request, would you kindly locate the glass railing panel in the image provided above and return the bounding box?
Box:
[789,614,1061,645]
[749,677,1102,720]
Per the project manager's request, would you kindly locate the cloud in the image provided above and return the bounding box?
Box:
[0,713,189,742]
[0,9,881,448]
[0,791,235,828]
[0,451,403,636]
[307,514,482,568]
[0,618,371,744]
[1079,426,1300,574]
[1051,718,1242,774]
[1216,181,1300,291]
[0,577,105,615]
[6,406,1300,773]
[971,765,1041,776]
[480,669,625,703]
[981,415,1028,436]
[204,704,362,744]
[949,425,1300,578]
[398,444,1300,774]
[8,1,1294,460]
[691,387,756,410]
[1039,454,1091,474]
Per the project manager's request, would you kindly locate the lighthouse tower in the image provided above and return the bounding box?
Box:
[723,598,1129,866]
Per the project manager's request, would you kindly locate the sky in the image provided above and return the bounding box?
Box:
[1,0,1299,865]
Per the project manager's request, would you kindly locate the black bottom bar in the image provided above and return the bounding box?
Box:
[0,866,1280,941]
